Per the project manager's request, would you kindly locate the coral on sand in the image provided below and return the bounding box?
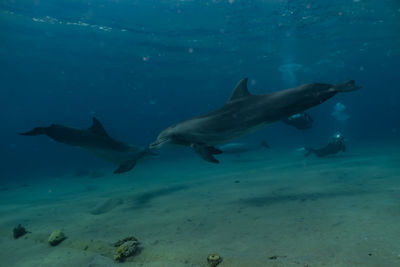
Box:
[207,253,223,267]
[113,237,139,262]
[13,224,28,239]
[48,230,66,246]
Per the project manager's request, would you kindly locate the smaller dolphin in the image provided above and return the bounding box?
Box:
[20,117,153,174]
[218,141,270,154]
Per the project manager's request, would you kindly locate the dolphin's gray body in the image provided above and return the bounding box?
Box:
[21,118,152,174]
[150,78,360,163]
[218,142,269,154]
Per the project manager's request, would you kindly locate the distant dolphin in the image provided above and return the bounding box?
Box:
[20,117,153,174]
[218,141,270,154]
[149,78,360,163]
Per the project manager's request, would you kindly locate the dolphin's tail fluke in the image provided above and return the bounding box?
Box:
[333,80,361,92]
[20,127,47,136]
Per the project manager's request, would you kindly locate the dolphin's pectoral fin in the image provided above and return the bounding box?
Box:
[228,78,251,102]
[191,144,222,163]
[113,159,137,174]
[206,146,223,155]
[89,117,110,138]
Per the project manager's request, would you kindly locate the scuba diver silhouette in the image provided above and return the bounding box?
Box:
[304,133,346,157]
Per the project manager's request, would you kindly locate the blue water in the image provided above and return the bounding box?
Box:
[1,0,399,177]
[2,2,400,266]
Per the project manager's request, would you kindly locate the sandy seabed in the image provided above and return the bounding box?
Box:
[1,144,400,267]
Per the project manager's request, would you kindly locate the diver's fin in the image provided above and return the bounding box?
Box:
[114,159,137,174]
[333,80,361,92]
[191,144,222,163]
[20,127,47,136]
[228,78,250,102]
[89,117,110,137]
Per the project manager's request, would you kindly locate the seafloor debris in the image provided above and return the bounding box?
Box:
[48,230,66,246]
[13,224,28,239]
[207,253,222,267]
[113,236,139,262]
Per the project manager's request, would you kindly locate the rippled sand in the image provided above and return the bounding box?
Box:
[1,144,400,266]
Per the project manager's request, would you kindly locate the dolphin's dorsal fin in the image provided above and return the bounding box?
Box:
[228,78,250,102]
[89,117,109,137]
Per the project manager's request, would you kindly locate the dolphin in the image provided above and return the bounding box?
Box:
[218,141,270,154]
[20,117,153,174]
[150,78,360,163]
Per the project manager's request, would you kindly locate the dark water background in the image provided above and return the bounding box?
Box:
[1,0,399,179]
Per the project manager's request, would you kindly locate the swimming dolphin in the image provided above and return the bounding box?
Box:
[20,117,153,174]
[150,78,360,163]
[218,141,270,154]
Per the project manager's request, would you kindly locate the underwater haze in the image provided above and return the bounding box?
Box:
[1,0,400,266]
